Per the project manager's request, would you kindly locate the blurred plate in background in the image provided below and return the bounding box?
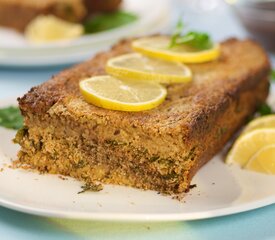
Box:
[228,0,275,52]
[0,0,171,67]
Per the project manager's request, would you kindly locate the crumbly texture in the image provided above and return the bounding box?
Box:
[16,38,270,195]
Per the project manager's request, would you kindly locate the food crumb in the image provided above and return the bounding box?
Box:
[97,202,102,207]
[58,175,68,181]
[172,193,185,201]
[189,184,197,189]
[78,182,103,194]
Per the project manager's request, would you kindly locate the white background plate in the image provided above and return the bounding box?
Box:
[0,0,171,67]
[0,93,275,222]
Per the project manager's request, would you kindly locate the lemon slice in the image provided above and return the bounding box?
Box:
[79,76,167,112]
[25,15,83,43]
[132,36,220,63]
[106,53,192,84]
[242,115,275,134]
[245,144,275,174]
[226,128,275,167]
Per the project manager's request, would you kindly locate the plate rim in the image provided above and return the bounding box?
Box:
[0,193,274,221]
[0,0,171,67]
[0,0,171,51]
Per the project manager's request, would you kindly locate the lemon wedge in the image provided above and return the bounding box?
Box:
[245,144,275,174]
[25,15,83,43]
[79,76,167,112]
[242,115,275,134]
[132,36,220,63]
[226,128,275,167]
[106,53,192,84]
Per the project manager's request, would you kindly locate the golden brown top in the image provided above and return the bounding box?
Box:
[18,38,270,134]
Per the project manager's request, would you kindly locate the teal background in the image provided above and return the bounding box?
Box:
[1,205,275,240]
[0,1,274,239]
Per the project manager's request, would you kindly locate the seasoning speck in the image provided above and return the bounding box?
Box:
[189,184,197,189]
[78,182,103,194]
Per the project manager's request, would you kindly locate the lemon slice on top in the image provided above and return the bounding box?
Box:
[226,128,275,167]
[106,53,192,84]
[79,76,167,112]
[132,36,220,63]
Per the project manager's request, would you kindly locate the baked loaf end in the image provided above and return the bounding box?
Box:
[0,0,86,32]
[16,38,270,194]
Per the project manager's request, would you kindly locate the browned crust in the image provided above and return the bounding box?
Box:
[83,0,121,13]
[17,37,271,194]
[19,38,270,132]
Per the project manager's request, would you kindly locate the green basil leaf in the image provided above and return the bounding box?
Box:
[270,69,275,82]
[170,19,184,48]
[84,10,138,34]
[170,19,213,50]
[0,106,23,130]
[257,103,273,116]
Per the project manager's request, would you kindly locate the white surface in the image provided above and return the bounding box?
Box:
[0,94,275,222]
[0,0,171,67]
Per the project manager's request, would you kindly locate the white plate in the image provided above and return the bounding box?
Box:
[0,0,171,67]
[0,93,275,222]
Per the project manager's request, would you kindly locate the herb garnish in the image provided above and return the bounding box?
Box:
[84,10,138,34]
[257,103,273,116]
[0,106,23,130]
[78,182,103,194]
[170,19,213,50]
[271,69,275,82]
